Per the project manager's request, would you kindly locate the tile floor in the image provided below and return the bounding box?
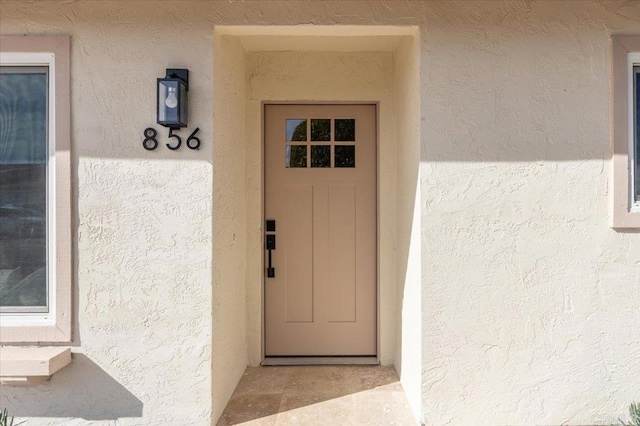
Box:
[216,365,417,426]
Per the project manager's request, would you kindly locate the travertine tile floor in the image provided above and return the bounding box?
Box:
[216,365,417,426]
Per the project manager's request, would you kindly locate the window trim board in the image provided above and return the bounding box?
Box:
[628,55,640,212]
[0,36,72,343]
[612,36,640,228]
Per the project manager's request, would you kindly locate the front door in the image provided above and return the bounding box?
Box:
[264,104,377,356]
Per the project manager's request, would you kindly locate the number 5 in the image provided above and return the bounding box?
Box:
[167,128,182,150]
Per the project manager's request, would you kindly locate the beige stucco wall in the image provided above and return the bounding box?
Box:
[212,33,249,423]
[393,33,423,421]
[0,1,639,425]
[0,2,216,425]
[420,2,640,425]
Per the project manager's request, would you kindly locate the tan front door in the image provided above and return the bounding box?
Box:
[264,104,377,356]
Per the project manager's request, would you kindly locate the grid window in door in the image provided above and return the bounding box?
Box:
[282,118,356,168]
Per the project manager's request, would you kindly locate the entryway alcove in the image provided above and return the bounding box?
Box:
[212,25,421,424]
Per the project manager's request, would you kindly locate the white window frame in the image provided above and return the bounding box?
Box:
[0,53,57,324]
[0,36,72,342]
[612,36,640,228]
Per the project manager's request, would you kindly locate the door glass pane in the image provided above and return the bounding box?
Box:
[286,145,307,168]
[311,119,330,141]
[0,67,48,312]
[335,119,355,142]
[286,119,307,141]
[635,67,639,202]
[311,145,331,168]
[335,145,355,168]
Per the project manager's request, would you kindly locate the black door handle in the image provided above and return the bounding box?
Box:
[266,223,276,278]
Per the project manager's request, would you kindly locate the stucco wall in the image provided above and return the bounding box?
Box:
[212,33,249,423]
[0,2,217,425]
[420,2,640,425]
[393,33,423,421]
[0,1,639,425]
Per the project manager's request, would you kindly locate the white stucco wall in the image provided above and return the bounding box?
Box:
[212,33,249,423]
[0,1,639,426]
[393,33,423,422]
[1,3,216,425]
[420,2,640,424]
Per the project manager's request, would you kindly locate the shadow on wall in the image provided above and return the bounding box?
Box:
[0,354,143,420]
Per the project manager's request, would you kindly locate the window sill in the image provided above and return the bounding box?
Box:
[612,196,640,228]
[0,323,72,344]
[0,347,71,386]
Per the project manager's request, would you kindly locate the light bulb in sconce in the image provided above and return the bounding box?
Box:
[165,87,178,109]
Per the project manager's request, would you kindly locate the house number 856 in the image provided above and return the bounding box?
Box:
[143,127,201,151]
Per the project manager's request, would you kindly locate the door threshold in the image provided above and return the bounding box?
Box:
[261,356,380,366]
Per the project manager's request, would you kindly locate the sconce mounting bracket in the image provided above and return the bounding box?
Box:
[166,68,189,90]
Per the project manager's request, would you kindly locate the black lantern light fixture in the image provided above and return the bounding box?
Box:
[157,68,188,129]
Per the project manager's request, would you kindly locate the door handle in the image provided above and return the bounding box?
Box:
[266,220,276,278]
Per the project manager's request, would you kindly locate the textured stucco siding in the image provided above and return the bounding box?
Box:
[212,33,249,423]
[393,33,423,421]
[0,2,217,425]
[0,1,638,425]
[420,2,640,425]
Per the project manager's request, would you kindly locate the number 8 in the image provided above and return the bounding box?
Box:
[143,128,158,151]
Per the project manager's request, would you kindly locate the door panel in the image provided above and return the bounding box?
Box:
[328,184,356,323]
[264,104,376,356]
[284,185,314,323]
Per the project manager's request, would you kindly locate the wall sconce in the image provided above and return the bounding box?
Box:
[157,68,188,129]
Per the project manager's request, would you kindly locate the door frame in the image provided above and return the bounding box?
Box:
[261,101,380,362]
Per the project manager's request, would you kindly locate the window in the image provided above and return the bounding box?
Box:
[612,36,640,228]
[284,118,356,168]
[0,66,49,313]
[634,64,640,205]
[0,36,71,342]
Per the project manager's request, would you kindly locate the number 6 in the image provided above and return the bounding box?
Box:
[186,128,201,150]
